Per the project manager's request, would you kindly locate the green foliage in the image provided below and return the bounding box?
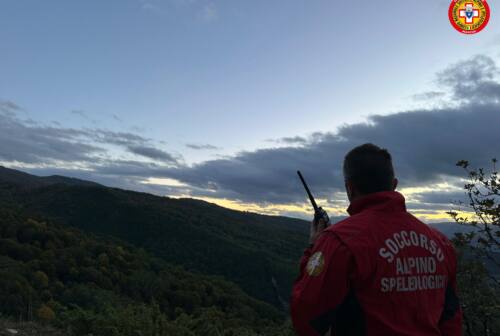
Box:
[0,179,308,306]
[450,159,499,282]
[37,304,56,322]
[456,255,500,336]
[34,271,49,289]
[0,207,291,335]
[450,159,500,336]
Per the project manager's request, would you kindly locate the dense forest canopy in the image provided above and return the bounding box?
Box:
[0,204,295,335]
[0,166,309,308]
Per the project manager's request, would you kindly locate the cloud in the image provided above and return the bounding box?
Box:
[0,109,102,164]
[128,145,178,163]
[1,55,499,219]
[437,55,500,105]
[281,136,308,144]
[0,100,22,113]
[156,55,500,205]
[71,109,88,118]
[71,109,98,124]
[111,114,122,122]
[159,102,499,204]
[410,190,467,207]
[186,143,221,150]
[91,130,149,147]
[0,102,180,167]
[411,91,446,101]
[267,136,308,146]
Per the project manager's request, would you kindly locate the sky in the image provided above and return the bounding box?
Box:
[1,0,500,221]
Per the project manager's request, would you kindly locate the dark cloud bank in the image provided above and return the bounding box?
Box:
[1,55,499,211]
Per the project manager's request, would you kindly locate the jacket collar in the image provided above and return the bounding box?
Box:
[347,191,406,216]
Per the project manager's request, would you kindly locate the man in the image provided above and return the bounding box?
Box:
[291,143,462,335]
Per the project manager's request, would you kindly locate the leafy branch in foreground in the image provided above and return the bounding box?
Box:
[448,159,500,336]
[448,158,500,284]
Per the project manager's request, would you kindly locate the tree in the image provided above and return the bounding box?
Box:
[34,271,49,289]
[448,159,500,336]
[0,204,287,335]
[37,304,56,322]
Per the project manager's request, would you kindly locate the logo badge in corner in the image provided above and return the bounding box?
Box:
[449,0,490,34]
[306,251,325,276]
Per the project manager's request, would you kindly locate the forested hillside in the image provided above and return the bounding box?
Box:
[0,167,309,308]
[1,167,499,335]
[0,205,294,335]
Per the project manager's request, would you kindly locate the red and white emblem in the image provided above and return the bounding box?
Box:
[449,0,490,34]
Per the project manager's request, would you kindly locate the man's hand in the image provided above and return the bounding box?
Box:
[309,207,330,245]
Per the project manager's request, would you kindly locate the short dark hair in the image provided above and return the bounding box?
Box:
[343,143,395,194]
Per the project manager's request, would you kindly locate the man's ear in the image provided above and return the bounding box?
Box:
[392,178,398,191]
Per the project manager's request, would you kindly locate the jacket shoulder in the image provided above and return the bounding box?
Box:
[326,213,372,240]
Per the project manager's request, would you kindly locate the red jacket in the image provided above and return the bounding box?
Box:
[291,191,462,336]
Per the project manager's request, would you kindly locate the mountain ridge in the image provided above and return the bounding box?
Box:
[0,166,101,189]
[0,166,309,307]
[0,166,468,308]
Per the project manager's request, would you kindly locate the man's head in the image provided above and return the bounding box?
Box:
[343,143,398,201]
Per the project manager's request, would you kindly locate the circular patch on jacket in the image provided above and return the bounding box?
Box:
[449,0,490,34]
[306,252,325,276]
